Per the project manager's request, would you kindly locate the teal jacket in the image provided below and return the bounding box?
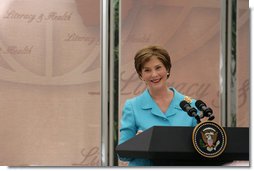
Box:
[119,87,198,166]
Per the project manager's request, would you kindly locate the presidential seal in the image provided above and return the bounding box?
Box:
[192,121,227,158]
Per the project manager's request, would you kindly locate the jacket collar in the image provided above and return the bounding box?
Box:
[141,88,181,117]
[141,89,158,110]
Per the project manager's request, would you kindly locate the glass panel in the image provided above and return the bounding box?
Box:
[236,0,249,127]
[0,0,101,166]
[119,0,221,165]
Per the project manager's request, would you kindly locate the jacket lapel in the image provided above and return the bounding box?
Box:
[141,89,166,118]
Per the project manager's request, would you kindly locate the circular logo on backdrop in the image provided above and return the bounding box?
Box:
[192,121,227,158]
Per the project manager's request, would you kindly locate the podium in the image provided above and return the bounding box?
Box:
[115,126,249,166]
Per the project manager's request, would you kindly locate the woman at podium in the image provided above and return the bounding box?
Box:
[118,46,199,166]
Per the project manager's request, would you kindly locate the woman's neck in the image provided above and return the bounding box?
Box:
[149,87,171,100]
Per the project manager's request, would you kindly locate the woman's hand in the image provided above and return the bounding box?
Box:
[136,130,143,135]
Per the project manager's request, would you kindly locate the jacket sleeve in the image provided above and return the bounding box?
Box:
[118,99,137,162]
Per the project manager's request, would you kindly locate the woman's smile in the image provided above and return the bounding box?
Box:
[150,78,162,84]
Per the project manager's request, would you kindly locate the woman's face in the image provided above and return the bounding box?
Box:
[141,57,168,91]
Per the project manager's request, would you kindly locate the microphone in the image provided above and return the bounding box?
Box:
[195,100,215,120]
[180,100,200,123]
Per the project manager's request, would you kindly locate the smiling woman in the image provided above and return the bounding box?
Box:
[118,45,199,166]
[134,46,172,106]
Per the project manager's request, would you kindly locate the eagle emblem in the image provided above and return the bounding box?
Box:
[201,127,220,152]
[192,121,227,158]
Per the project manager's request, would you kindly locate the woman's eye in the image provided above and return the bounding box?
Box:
[156,66,161,70]
[143,68,150,72]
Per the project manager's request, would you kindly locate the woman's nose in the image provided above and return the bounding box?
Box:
[151,70,158,77]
